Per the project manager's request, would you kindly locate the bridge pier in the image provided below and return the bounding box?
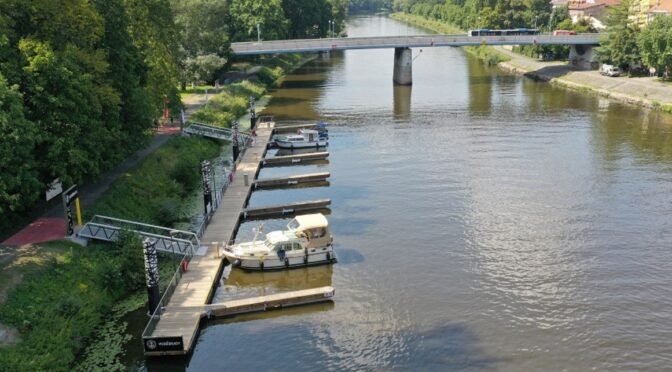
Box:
[393,47,413,85]
[569,45,598,70]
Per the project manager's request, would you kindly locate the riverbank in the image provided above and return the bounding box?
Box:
[0,53,317,370]
[389,13,511,66]
[390,12,672,112]
[495,46,672,111]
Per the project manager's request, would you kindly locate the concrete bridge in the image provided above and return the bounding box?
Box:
[231,34,603,84]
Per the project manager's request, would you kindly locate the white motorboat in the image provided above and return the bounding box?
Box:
[274,129,328,149]
[223,214,336,271]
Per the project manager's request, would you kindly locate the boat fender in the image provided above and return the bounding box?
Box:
[326,252,331,261]
[303,255,308,265]
[284,257,290,267]
[260,261,264,270]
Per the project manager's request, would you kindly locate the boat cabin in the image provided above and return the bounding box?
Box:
[298,129,320,142]
[286,214,332,249]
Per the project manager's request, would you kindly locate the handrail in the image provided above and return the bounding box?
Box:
[141,248,193,339]
[89,215,200,247]
[185,121,253,137]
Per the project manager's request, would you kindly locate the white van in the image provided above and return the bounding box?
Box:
[600,64,621,77]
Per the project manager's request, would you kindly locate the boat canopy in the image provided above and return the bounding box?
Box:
[288,214,329,231]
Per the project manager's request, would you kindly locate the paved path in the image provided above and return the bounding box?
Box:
[2,95,209,247]
[495,46,672,107]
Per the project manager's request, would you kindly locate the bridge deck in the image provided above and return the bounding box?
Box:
[231,33,603,55]
[145,121,274,355]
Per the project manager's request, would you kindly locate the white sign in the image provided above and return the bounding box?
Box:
[45,178,63,201]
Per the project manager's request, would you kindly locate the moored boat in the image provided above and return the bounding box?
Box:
[223,214,336,271]
[274,128,328,149]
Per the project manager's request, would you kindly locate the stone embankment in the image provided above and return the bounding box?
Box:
[495,46,672,111]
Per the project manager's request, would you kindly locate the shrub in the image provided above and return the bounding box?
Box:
[115,230,144,291]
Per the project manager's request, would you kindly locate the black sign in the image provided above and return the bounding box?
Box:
[144,336,184,353]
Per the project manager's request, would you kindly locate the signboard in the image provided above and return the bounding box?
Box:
[144,337,184,353]
[45,178,63,201]
[64,187,78,205]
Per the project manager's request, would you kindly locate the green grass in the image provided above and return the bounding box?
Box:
[189,80,266,125]
[465,45,511,65]
[180,84,216,97]
[0,240,176,371]
[189,54,314,127]
[88,136,220,226]
[389,13,462,34]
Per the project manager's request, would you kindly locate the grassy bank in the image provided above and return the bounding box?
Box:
[389,13,511,65]
[88,136,220,226]
[0,239,174,371]
[0,139,220,371]
[0,51,316,371]
[190,54,315,127]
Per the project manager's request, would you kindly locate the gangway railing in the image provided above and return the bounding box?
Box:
[78,215,199,256]
[183,121,252,144]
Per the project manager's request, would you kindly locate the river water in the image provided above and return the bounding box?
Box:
[141,14,672,371]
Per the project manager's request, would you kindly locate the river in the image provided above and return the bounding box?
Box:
[138,14,672,371]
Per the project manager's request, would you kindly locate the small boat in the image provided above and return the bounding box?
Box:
[274,128,328,149]
[223,214,337,271]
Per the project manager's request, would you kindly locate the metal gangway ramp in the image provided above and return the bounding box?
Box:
[182,121,252,143]
[78,215,201,256]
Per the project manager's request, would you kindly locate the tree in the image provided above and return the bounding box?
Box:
[93,0,154,154]
[0,74,39,215]
[283,0,334,38]
[124,0,182,113]
[229,0,289,42]
[185,54,227,84]
[171,0,231,89]
[596,0,641,69]
[638,15,672,78]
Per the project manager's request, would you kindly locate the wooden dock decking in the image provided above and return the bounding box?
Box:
[144,121,275,356]
[261,151,329,166]
[254,172,330,188]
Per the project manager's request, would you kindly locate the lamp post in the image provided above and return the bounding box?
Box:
[257,23,261,43]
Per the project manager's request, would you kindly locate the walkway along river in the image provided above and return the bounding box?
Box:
[132,14,672,371]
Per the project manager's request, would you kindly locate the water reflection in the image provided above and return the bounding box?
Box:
[393,85,412,120]
[214,265,334,302]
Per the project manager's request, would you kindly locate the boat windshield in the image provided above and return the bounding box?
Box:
[287,219,300,230]
[263,238,274,250]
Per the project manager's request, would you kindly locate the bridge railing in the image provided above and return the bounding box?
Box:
[231,33,605,55]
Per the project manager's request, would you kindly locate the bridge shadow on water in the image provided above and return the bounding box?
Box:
[524,64,573,81]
